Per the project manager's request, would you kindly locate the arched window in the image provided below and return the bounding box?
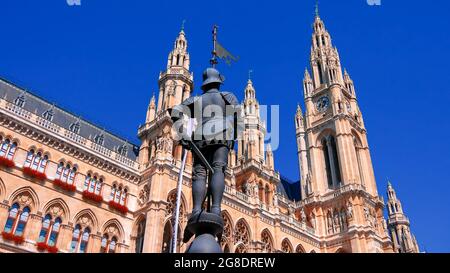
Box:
[261,230,273,253]
[322,139,333,188]
[24,150,48,173]
[322,136,342,189]
[234,219,250,253]
[85,175,102,195]
[265,185,271,206]
[161,220,180,253]
[38,214,62,247]
[258,183,264,203]
[70,225,91,253]
[56,162,77,184]
[135,219,146,253]
[281,239,293,253]
[0,139,17,160]
[3,203,20,233]
[317,62,324,84]
[14,206,30,237]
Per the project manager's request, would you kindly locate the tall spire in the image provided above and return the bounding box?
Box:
[181,19,186,32]
[315,0,319,18]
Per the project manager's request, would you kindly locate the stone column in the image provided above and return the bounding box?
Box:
[24,214,43,242]
[88,233,102,253]
[0,203,10,230]
[57,224,74,252]
[117,243,129,253]
[142,201,167,253]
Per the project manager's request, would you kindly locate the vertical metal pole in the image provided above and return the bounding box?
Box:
[172,149,188,253]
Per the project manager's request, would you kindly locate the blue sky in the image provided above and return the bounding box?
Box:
[0,0,449,252]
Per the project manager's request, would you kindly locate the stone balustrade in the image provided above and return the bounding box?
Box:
[0,99,140,172]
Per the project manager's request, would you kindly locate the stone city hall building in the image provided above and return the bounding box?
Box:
[0,13,419,253]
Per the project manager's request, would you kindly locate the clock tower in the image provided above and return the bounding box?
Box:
[299,12,378,198]
[296,11,393,252]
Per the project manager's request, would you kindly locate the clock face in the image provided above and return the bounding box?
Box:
[316,96,330,112]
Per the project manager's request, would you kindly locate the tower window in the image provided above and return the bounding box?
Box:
[322,139,333,188]
[317,62,324,84]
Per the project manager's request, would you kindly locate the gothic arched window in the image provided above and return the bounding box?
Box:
[135,219,146,253]
[281,239,293,253]
[13,206,30,237]
[261,230,274,253]
[24,150,48,173]
[322,136,342,189]
[70,225,91,253]
[56,162,77,184]
[234,219,250,252]
[100,234,118,253]
[38,214,62,247]
[84,174,103,195]
[0,138,17,160]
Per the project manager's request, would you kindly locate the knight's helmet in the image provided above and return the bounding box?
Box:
[201,68,225,91]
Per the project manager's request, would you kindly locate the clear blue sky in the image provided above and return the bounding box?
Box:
[0,0,449,252]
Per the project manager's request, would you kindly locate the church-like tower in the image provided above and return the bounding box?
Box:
[386,182,420,253]
[295,11,393,252]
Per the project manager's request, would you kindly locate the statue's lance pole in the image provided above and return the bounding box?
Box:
[210,25,219,68]
[172,148,187,253]
[171,117,194,253]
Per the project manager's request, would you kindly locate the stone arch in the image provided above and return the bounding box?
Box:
[221,211,233,251]
[234,218,251,248]
[235,243,247,253]
[166,189,187,221]
[101,218,125,242]
[315,128,336,147]
[72,209,99,232]
[310,250,316,253]
[161,218,181,253]
[0,177,5,201]
[295,244,306,253]
[261,228,274,253]
[335,247,347,253]
[42,198,70,222]
[281,238,293,253]
[8,186,40,213]
[132,214,146,253]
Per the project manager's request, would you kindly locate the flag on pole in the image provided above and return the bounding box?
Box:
[216,41,239,66]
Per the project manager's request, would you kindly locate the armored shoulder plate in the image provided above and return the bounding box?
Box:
[220,92,239,106]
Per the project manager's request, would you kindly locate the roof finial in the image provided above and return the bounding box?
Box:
[315,0,320,17]
[181,19,186,31]
[248,69,253,81]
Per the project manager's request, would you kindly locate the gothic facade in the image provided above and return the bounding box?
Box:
[0,14,418,253]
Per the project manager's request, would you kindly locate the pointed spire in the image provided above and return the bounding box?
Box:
[149,93,156,109]
[146,93,156,123]
[296,104,303,116]
[387,180,393,189]
[245,74,256,100]
[315,0,320,18]
[304,68,311,80]
[181,19,186,33]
